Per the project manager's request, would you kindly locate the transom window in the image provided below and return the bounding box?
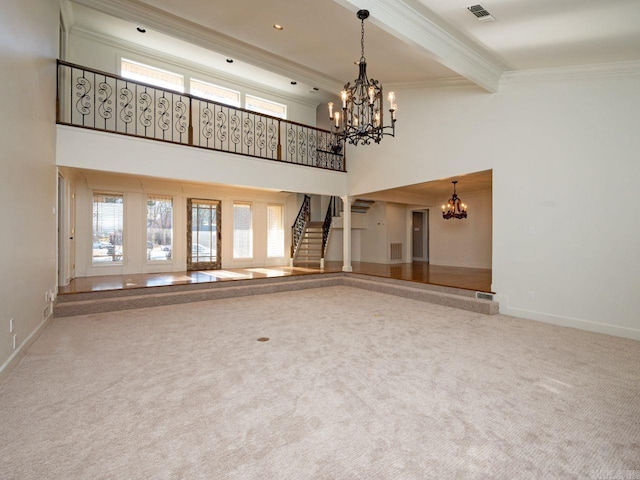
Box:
[121,58,184,92]
[245,94,287,119]
[190,78,241,107]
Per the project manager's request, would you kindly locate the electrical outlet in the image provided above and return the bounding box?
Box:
[9,318,13,333]
[12,334,17,350]
[528,291,535,300]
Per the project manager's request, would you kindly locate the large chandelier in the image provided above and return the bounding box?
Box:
[327,9,397,146]
[442,181,468,220]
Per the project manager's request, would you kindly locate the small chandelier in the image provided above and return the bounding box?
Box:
[442,181,468,220]
[327,9,397,146]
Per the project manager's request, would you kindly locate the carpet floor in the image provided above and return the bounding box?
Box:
[0,286,639,479]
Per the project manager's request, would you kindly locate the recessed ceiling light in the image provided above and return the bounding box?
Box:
[290,81,297,85]
[136,27,146,33]
[226,59,234,63]
[273,24,284,31]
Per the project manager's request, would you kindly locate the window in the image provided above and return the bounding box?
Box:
[121,58,184,92]
[267,204,285,258]
[92,193,124,264]
[245,95,287,119]
[190,78,241,107]
[233,203,253,259]
[147,196,173,261]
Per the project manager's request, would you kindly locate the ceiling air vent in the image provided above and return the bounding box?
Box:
[467,4,495,22]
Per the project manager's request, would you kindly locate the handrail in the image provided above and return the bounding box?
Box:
[321,196,335,258]
[290,195,311,258]
[56,60,346,172]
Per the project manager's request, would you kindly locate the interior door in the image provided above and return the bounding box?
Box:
[412,211,424,260]
[187,198,221,271]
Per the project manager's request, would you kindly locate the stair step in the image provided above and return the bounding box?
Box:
[54,273,499,317]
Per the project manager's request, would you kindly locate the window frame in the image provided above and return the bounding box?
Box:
[146,195,174,264]
[245,94,287,119]
[233,201,253,260]
[190,78,241,107]
[91,191,125,266]
[266,203,285,258]
[120,57,185,93]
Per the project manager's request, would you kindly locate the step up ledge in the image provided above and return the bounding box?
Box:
[343,277,499,315]
[54,276,343,317]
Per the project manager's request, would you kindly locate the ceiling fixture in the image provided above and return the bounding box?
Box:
[467,4,495,22]
[273,24,284,31]
[442,181,468,220]
[327,9,396,146]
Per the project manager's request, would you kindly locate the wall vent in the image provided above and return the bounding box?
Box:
[390,243,403,261]
[476,292,494,301]
[467,4,495,22]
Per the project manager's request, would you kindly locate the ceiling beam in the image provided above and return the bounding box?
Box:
[333,0,506,92]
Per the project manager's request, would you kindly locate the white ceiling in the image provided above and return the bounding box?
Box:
[69,0,640,97]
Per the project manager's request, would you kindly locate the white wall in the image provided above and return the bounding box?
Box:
[345,71,640,339]
[0,0,59,373]
[57,126,348,197]
[72,172,299,277]
[68,30,318,125]
[429,192,492,269]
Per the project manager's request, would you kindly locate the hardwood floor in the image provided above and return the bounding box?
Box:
[58,262,492,295]
[336,262,492,293]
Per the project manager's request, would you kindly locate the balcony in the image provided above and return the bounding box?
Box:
[56,61,345,172]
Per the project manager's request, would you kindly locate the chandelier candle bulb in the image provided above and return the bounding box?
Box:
[334,111,340,127]
[328,102,334,120]
[341,90,348,108]
[388,91,395,105]
[368,86,375,104]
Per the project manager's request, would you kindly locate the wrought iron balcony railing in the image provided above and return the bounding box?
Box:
[56,60,345,172]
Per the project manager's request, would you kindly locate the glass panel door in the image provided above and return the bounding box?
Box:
[187,198,221,271]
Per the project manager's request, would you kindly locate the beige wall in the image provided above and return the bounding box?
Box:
[429,192,492,269]
[0,0,59,373]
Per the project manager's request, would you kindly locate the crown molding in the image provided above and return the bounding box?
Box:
[70,27,324,109]
[388,76,476,90]
[501,60,640,86]
[333,0,506,93]
[59,0,75,30]
[69,0,343,94]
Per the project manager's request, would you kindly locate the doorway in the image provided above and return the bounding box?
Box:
[412,210,429,262]
[187,198,221,271]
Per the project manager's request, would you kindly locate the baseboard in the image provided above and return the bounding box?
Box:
[0,313,53,384]
[499,303,640,341]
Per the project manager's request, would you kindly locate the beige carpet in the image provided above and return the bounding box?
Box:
[1,286,639,479]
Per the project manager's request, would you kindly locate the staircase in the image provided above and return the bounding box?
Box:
[350,199,375,214]
[293,221,324,266]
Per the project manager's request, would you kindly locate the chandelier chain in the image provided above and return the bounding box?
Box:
[361,18,365,60]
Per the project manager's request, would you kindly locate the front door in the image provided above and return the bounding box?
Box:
[187,198,221,271]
